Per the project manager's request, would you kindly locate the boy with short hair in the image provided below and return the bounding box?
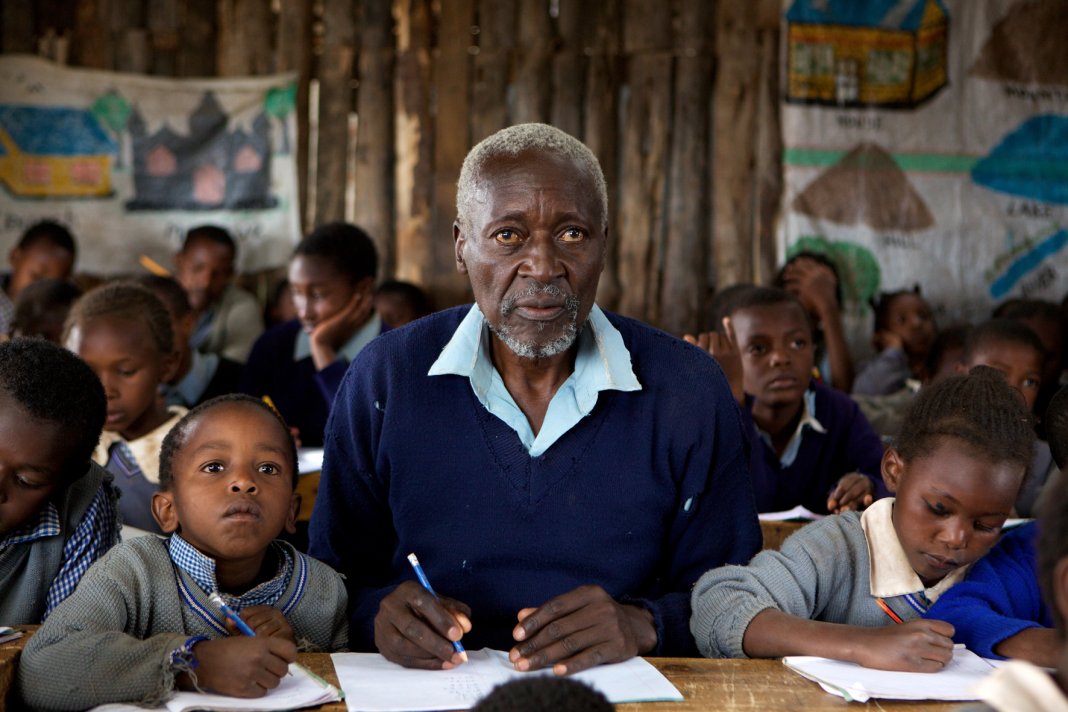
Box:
[0,338,119,623]
[1,220,77,336]
[18,395,348,710]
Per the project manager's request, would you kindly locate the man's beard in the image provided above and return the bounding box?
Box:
[489,283,582,359]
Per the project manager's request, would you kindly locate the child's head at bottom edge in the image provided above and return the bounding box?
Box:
[881,365,1034,588]
[472,677,613,712]
[152,395,300,576]
[0,338,106,538]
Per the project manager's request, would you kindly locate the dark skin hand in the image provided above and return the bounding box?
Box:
[684,318,745,405]
[183,636,297,697]
[993,627,1059,668]
[827,473,875,513]
[374,580,472,670]
[509,584,658,675]
[228,605,297,643]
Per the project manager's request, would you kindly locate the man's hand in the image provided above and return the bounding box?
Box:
[827,473,875,513]
[188,637,296,697]
[854,619,956,672]
[230,605,296,643]
[683,318,745,404]
[309,289,374,371]
[374,580,472,670]
[509,585,658,676]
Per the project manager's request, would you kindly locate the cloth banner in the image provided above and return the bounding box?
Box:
[778,0,1068,352]
[0,55,300,275]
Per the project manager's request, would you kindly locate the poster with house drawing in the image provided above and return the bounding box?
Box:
[779,0,1068,353]
[0,55,299,275]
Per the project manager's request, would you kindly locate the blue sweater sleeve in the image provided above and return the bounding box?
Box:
[924,524,1050,659]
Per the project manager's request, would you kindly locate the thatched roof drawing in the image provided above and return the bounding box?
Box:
[970,0,1068,85]
[791,143,935,231]
[972,115,1068,205]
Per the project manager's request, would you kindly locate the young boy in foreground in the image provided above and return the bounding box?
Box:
[690,367,1034,671]
[18,395,347,710]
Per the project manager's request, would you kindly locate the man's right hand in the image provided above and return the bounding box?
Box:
[188,637,296,697]
[375,580,472,670]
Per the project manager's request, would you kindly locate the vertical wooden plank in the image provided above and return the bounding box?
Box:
[110,0,146,72]
[712,0,760,289]
[177,0,216,77]
[584,0,620,310]
[218,0,273,76]
[352,0,395,272]
[512,0,552,124]
[660,0,712,336]
[752,3,783,287]
[393,0,434,288]
[616,0,673,324]
[2,2,36,54]
[72,0,111,68]
[148,0,180,75]
[471,0,515,143]
[431,0,474,305]
[550,0,585,139]
[277,0,313,230]
[315,0,356,224]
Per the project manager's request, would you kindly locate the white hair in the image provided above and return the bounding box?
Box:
[455,123,608,234]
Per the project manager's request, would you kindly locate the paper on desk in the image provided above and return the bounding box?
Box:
[783,647,997,702]
[331,648,683,711]
[298,447,325,475]
[758,505,825,522]
[88,662,342,712]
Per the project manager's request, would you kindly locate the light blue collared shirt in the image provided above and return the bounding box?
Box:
[165,350,219,407]
[294,313,382,363]
[755,388,826,467]
[428,305,642,457]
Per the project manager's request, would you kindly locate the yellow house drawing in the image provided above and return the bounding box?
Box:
[786,0,949,108]
[0,105,117,198]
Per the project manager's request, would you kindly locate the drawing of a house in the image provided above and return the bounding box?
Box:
[785,0,949,108]
[0,105,117,198]
[127,91,276,211]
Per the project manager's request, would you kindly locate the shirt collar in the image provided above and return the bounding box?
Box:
[167,532,294,610]
[974,661,1068,712]
[294,313,382,362]
[756,387,827,467]
[861,497,969,601]
[0,502,60,550]
[94,407,188,485]
[165,350,219,407]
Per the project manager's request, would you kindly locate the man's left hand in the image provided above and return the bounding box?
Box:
[508,585,658,675]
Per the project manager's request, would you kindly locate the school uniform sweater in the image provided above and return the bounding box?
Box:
[925,522,1051,659]
[690,498,966,658]
[308,305,762,656]
[17,535,348,711]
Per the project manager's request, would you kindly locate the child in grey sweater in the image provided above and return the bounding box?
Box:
[690,366,1035,672]
[18,395,348,710]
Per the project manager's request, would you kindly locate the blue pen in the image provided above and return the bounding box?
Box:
[407,553,468,662]
[210,593,258,637]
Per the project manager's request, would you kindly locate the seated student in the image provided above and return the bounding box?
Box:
[0,338,120,624]
[374,279,432,328]
[137,275,242,409]
[995,298,1066,438]
[774,252,854,392]
[967,461,1068,710]
[173,225,263,363]
[687,285,885,514]
[853,286,936,396]
[17,395,348,710]
[473,678,612,712]
[64,283,184,534]
[241,222,382,447]
[11,278,82,343]
[0,220,77,336]
[691,367,1035,670]
[264,278,298,328]
[959,318,1054,517]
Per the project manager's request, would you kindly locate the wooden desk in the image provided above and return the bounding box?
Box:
[0,625,36,712]
[297,654,959,711]
[759,519,809,551]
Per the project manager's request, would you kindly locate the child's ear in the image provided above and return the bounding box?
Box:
[881,447,904,494]
[284,492,301,535]
[152,491,180,533]
[160,347,182,384]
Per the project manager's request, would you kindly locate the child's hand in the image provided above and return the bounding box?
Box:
[855,619,955,672]
[683,318,745,404]
[309,289,374,370]
[873,329,904,353]
[189,636,297,697]
[781,258,839,319]
[827,473,874,513]
[231,605,296,643]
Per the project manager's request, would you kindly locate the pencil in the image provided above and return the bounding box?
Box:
[874,597,904,624]
[407,553,468,662]
[138,254,171,276]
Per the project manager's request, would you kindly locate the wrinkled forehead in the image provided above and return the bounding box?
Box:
[472,151,604,219]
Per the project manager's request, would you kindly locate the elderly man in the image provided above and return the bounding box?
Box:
[309,124,759,674]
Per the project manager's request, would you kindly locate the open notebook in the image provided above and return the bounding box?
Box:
[89,661,342,712]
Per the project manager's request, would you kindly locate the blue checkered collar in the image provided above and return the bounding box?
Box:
[167,532,293,610]
[0,501,60,551]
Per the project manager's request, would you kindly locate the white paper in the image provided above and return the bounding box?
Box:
[297,447,325,475]
[330,649,683,712]
[784,647,998,702]
[758,505,825,522]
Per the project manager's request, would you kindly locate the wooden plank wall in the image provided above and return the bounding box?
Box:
[0,0,782,336]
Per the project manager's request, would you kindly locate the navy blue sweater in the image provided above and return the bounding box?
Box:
[308,306,761,656]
